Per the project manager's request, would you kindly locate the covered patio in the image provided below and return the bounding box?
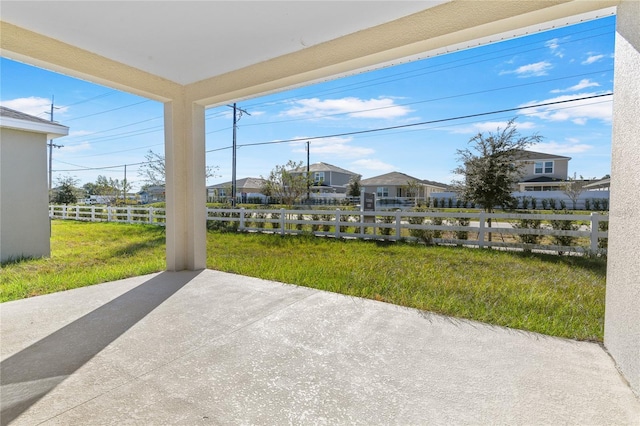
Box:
[1,1,639,422]
[2,270,639,424]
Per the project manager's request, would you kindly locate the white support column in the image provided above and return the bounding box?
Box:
[164,98,206,271]
[605,0,640,394]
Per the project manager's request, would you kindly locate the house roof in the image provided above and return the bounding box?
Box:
[208,177,266,190]
[520,176,565,183]
[0,106,69,138]
[583,177,611,189]
[515,150,571,161]
[361,171,449,189]
[292,162,357,175]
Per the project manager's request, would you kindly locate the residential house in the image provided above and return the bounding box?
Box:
[290,162,358,194]
[0,106,68,262]
[360,171,449,204]
[138,185,166,204]
[207,177,267,202]
[515,150,571,192]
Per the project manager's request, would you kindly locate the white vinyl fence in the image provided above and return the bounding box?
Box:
[50,205,608,255]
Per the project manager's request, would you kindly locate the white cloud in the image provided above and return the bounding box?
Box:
[283,97,411,120]
[499,61,553,77]
[450,120,536,134]
[291,136,374,159]
[550,79,600,93]
[545,38,565,58]
[350,159,395,173]
[532,140,593,155]
[582,54,604,65]
[60,141,91,153]
[1,96,68,118]
[519,93,612,124]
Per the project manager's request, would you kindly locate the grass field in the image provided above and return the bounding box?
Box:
[1,220,607,341]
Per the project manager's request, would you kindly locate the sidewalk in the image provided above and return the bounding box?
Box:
[1,270,638,425]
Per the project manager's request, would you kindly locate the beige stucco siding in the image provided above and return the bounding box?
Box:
[0,128,50,262]
[519,158,569,181]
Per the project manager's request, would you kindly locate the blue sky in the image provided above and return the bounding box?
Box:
[1,16,615,192]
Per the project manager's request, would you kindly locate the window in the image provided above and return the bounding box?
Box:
[376,187,389,197]
[534,161,554,174]
[314,171,325,183]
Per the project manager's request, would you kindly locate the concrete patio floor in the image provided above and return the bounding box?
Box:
[1,270,638,425]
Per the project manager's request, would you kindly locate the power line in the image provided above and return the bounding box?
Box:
[52,93,612,174]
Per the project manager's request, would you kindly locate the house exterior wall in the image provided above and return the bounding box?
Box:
[605,0,640,395]
[519,158,569,181]
[0,128,50,262]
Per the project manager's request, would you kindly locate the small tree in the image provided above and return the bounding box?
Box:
[53,176,80,204]
[347,174,362,197]
[404,180,422,207]
[261,160,312,208]
[138,150,219,186]
[452,119,542,240]
[563,176,587,210]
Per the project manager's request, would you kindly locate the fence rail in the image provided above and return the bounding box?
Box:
[50,205,608,255]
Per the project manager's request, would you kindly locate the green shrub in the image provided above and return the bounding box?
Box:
[321,214,332,232]
[513,212,542,252]
[311,214,320,232]
[271,212,281,229]
[549,210,578,254]
[454,216,470,241]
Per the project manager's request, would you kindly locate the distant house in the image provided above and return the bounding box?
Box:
[360,171,449,201]
[290,162,358,194]
[514,150,571,192]
[138,185,166,204]
[207,177,267,202]
[0,106,68,262]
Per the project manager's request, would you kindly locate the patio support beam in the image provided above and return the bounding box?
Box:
[605,0,640,394]
[164,98,206,271]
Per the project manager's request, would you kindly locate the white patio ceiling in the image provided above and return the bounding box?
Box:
[1,1,617,106]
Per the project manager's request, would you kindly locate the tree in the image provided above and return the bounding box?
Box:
[452,119,543,239]
[563,176,587,210]
[138,150,219,186]
[347,174,362,197]
[53,176,80,204]
[261,160,312,207]
[404,180,422,207]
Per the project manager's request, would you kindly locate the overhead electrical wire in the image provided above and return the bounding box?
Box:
[53,92,611,172]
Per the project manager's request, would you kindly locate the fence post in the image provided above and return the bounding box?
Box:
[395,210,401,240]
[280,208,285,235]
[240,207,245,231]
[478,211,485,249]
[127,206,132,223]
[108,206,112,222]
[75,205,79,220]
[590,212,600,253]
[149,207,154,224]
[335,208,341,238]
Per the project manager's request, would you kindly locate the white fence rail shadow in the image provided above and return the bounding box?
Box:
[50,205,608,255]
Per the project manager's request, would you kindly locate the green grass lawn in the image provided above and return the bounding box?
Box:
[1,220,607,342]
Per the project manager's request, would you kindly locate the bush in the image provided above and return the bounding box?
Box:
[295,213,304,231]
[598,219,609,250]
[549,210,578,254]
[454,216,470,241]
[311,214,320,232]
[585,199,591,210]
[321,214,332,232]
[521,196,530,210]
[548,198,557,210]
[271,212,281,229]
[254,212,266,229]
[513,212,542,252]
[541,199,549,210]
[379,215,394,236]
[531,197,537,210]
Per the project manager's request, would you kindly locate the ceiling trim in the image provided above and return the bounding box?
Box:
[186,0,619,107]
[0,21,182,102]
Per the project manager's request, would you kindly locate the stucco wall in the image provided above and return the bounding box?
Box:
[0,128,50,262]
[605,0,640,395]
[520,158,569,181]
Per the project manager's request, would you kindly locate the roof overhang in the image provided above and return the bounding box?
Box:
[0,1,619,107]
[0,116,69,139]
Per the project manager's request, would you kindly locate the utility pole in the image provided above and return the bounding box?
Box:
[123,164,127,204]
[47,96,63,192]
[228,103,250,206]
[306,141,310,205]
